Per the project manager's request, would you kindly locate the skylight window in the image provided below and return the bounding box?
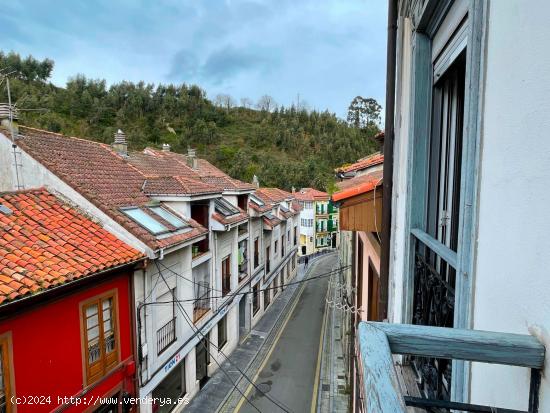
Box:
[265,212,278,221]
[250,195,264,206]
[122,207,168,235]
[279,204,290,213]
[215,198,240,217]
[149,206,189,229]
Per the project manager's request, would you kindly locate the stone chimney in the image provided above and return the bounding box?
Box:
[187,148,197,169]
[162,143,171,152]
[0,103,19,137]
[252,175,260,188]
[291,186,296,193]
[112,129,128,157]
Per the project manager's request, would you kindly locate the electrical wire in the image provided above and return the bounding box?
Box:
[154,261,264,413]
[140,265,351,307]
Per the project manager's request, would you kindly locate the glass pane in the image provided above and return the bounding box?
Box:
[150,206,188,229]
[88,338,101,363]
[122,208,168,234]
[104,332,116,354]
[215,198,239,216]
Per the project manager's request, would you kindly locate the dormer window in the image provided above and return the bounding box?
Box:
[215,198,240,217]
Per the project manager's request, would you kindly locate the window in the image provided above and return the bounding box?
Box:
[238,240,248,281]
[292,255,296,270]
[152,359,186,413]
[82,293,118,385]
[254,237,259,268]
[426,51,466,254]
[274,240,278,256]
[265,246,271,273]
[0,335,12,413]
[281,235,285,257]
[149,206,188,229]
[222,256,231,296]
[215,198,240,217]
[252,284,260,315]
[264,284,271,309]
[293,227,297,246]
[121,207,168,235]
[157,288,176,354]
[217,316,227,350]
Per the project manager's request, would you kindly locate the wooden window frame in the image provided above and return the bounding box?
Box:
[252,283,260,315]
[80,290,121,386]
[221,255,231,296]
[0,333,14,413]
[403,0,486,402]
[217,315,228,350]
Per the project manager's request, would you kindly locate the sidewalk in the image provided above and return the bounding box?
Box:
[317,259,350,413]
[185,254,334,413]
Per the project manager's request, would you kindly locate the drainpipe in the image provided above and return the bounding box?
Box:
[379,0,398,322]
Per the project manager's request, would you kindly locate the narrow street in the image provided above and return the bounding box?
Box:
[236,255,332,413]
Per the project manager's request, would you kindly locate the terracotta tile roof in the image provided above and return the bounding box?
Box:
[294,188,329,201]
[144,149,256,192]
[0,189,144,305]
[263,214,282,229]
[255,188,293,204]
[335,152,384,174]
[212,211,248,226]
[332,170,383,201]
[142,176,220,196]
[15,126,208,251]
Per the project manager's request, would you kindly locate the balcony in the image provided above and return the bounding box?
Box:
[192,238,209,259]
[357,321,545,413]
[157,318,176,354]
[193,286,210,323]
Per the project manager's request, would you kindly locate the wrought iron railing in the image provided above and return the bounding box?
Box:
[157,318,176,354]
[412,249,455,401]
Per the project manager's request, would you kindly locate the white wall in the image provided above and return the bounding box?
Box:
[470,1,550,410]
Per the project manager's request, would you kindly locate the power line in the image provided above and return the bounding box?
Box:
[141,265,351,307]
[154,261,265,413]
[155,261,293,412]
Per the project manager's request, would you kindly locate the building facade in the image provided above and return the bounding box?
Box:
[0,189,144,413]
[0,118,301,411]
[295,188,338,255]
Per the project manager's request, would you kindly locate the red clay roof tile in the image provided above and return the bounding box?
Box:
[0,188,145,304]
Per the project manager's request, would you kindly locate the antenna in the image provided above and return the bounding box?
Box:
[1,73,23,189]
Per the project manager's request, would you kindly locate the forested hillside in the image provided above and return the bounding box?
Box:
[1,51,381,191]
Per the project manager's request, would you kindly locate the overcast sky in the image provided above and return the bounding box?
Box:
[1,0,387,118]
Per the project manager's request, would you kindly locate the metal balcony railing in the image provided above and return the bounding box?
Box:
[156,318,176,354]
[357,322,545,413]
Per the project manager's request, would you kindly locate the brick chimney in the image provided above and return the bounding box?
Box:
[112,129,128,157]
[187,148,197,169]
[0,103,19,137]
[162,143,171,152]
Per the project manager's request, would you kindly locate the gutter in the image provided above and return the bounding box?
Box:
[379,0,398,321]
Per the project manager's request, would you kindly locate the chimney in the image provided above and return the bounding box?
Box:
[113,129,128,157]
[162,143,171,152]
[291,186,296,193]
[0,103,19,138]
[187,148,197,169]
[252,175,260,188]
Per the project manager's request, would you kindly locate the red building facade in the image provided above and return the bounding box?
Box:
[0,189,144,412]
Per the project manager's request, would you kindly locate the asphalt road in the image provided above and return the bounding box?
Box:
[236,255,332,413]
